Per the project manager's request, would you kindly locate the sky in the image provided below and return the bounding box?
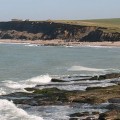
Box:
[0,0,120,21]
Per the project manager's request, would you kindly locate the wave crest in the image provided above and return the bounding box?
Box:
[27,75,52,83]
[68,66,105,72]
[0,99,43,120]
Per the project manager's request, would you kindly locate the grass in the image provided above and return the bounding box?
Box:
[20,18,120,33]
[53,18,120,33]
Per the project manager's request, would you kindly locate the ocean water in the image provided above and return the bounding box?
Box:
[0,43,120,119]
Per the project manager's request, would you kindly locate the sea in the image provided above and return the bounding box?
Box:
[0,43,120,120]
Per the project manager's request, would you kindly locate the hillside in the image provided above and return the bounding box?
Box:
[0,18,120,42]
[54,18,120,33]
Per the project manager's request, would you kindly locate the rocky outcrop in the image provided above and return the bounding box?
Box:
[0,72,120,119]
[0,21,120,41]
[1,84,120,105]
[99,110,120,120]
[81,30,120,42]
[90,73,120,80]
[69,111,99,120]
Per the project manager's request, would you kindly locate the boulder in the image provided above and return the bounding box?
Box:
[89,73,120,80]
[51,78,67,82]
[69,112,89,117]
[99,110,120,120]
[108,98,120,103]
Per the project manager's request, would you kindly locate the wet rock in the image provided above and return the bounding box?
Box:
[110,80,120,85]
[32,87,61,94]
[108,98,120,103]
[70,112,89,117]
[69,111,99,120]
[85,117,97,120]
[24,87,37,91]
[51,78,67,82]
[89,76,98,80]
[89,73,120,80]
[1,88,70,106]
[1,84,120,106]
[69,118,78,120]
[98,73,120,80]
[86,87,104,91]
[99,110,120,120]
[92,112,100,115]
[107,104,120,110]
[107,98,120,110]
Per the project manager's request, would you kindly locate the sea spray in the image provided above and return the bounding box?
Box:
[1,75,52,95]
[27,75,51,84]
[0,99,43,120]
[68,66,106,72]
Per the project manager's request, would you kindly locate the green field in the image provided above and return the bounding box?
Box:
[54,18,120,33]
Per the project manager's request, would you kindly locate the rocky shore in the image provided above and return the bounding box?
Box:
[0,73,120,120]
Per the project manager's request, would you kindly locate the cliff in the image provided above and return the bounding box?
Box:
[0,21,120,42]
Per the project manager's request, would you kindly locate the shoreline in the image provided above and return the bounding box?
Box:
[0,39,120,47]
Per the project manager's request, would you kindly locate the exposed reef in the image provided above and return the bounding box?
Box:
[0,73,120,119]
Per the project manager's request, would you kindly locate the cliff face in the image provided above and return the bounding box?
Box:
[0,21,120,41]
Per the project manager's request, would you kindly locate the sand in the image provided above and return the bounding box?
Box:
[0,39,120,47]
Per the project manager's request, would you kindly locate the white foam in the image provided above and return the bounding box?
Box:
[0,99,43,120]
[68,66,105,72]
[26,75,51,84]
[88,82,116,88]
[4,81,35,89]
[25,44,39,47]
[0,88,6,95]
[2,75,51,94]
[65,45,74,48]
[83,45,115,48]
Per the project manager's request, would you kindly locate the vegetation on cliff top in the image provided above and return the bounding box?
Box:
[54,18,120,33]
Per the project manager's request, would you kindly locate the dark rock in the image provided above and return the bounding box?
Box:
[69,112,99,120]
[51,78,67,82]
[106,104,120,110]
[70,112,89,117]
[1,84,120,106]
[92,112,100,115]
[86,87,103,91]
[85,117,97,120]
[98,113,107,120]
[108,98,120,103]
[69,118,78,120]
[0,21,119,41]
[32,87,61,94]
[99,110,120,120]
[98,73,120,80]
[89,73,120,80]
[89,76,98,80]
[110,80,120,85]
[24,87,37,91]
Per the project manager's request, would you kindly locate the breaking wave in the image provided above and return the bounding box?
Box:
[0,99,43,120]
[0,75,52,95]
[25,44,40,47]
[26,75,51,84]
[68,66,106,72]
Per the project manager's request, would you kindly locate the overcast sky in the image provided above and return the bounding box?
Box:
[0,0,120,21]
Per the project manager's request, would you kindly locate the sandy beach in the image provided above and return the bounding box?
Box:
[0,39,120,47]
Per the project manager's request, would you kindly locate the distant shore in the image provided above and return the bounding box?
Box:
[0,39,120,47]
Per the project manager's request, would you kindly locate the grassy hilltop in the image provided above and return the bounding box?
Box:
[54,18,120,33]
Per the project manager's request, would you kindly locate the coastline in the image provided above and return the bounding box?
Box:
[0,39,120,47]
